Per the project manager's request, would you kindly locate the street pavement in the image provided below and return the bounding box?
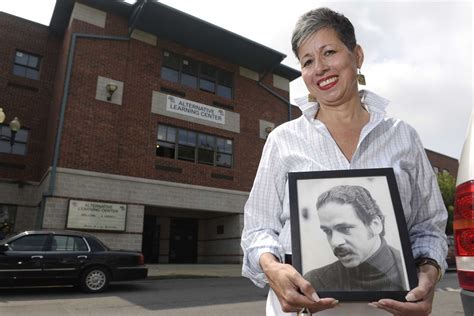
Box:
[0,265,465,315]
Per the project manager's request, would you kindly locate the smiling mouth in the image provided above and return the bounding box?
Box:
[317,76,338,89]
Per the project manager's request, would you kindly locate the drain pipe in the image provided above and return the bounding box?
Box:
[257,68,293,121]
[37,33,130,229]
[38,1,148,228]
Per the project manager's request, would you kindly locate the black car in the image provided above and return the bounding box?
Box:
[0,230,148,293]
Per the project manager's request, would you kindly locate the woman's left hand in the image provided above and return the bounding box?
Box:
[369,264,439,315]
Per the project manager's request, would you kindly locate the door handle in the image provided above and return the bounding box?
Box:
[31,255,43,259]
[77,255,87,259]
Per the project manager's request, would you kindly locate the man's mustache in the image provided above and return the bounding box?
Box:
[333,246,353,258]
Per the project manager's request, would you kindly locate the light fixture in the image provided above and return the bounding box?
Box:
[9,117,21,146]
[265,126,273,134]
[106,83,118,101]
[0,108,5,124]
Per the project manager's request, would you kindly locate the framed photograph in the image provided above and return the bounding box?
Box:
[289,168,418,302]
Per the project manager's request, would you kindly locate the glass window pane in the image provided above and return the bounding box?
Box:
[156,142,175,158]
[27,55,39,68]
[161,67,179,82]
[157,125,167,140]
[218,70,233,86]
[25,68,39,80]
[216,153,232,168]
[182,59,198,75]
[187,131,196,145]
[178,129,187,144]
[217,85,232,99]
[198,148,214,165]
[14,130,28,142]
[15,51,28,65]
[11,143,26,155]
[167,127,176,142]
[199,79,215,93]
[162,52,180,69]
[177,145,195,161]
[13,65,26,77]
[0,140,10,154]
[181,73,197,88]
[225,139,233,153]
[10,235,48,251]
[200,63,217,79]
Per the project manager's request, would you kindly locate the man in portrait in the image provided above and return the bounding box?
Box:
[304,185,406,291]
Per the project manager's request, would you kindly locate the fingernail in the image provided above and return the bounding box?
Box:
[331,300,339,306]
[368,303,378,309]
[312,292,320,302]
[405,293,417,302]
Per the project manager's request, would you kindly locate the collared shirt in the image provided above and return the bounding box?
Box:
[241,90,448,288]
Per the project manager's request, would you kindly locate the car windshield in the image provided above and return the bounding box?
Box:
[0,232,17,243]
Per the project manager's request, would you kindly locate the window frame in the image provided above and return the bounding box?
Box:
[156,124,233,168]
[161,51,234,99]
[13,50,41,80]
[0,124,29,155]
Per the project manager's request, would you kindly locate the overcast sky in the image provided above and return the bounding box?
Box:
[1,0,472,159]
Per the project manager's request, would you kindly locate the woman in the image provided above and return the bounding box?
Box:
[241,7,447,315]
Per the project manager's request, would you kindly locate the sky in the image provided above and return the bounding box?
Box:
[1,0,472,159]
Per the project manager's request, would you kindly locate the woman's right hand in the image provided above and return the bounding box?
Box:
[260,253,339,313]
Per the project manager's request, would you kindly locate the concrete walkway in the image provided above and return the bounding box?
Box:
[146,264,242,278]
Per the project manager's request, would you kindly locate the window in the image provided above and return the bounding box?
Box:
[156,124,233,168]
[13,50,41,80]
[9,235,48,251]
[216,138,233,168]
[0,125,29,155]
[197,134,215,165]
[157,125,176,158]
[51,235,88,252]
[177,129,196,161]
[161,51,233,99]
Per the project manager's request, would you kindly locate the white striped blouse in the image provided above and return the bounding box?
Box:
[241,89,448,288]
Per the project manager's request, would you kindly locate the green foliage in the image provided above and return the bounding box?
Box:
[437,171,456,235]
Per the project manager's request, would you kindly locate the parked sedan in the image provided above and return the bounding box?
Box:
[0,230,148,293]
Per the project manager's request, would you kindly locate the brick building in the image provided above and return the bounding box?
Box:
[0,0,300,263]
[0,0,457,264]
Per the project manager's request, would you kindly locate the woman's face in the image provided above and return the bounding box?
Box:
[298,27,363,107]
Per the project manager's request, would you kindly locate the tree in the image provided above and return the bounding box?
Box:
[437,171,456,235]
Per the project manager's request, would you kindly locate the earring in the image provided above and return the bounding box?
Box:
[357,68,366,85]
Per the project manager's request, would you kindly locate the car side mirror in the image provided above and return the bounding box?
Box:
[0,244,9,253]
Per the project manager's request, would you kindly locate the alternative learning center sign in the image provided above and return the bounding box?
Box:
[67,200,127,232]
[166,95,225,124]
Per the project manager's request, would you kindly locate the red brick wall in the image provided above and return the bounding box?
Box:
[0,13,60,182]
[49,9,300,192]
[425,149,458,178]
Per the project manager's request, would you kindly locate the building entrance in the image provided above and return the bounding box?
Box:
[142,214,160,263]
[169,218,198,263]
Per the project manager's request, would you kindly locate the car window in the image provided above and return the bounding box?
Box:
[51,235,88,252]
[86,236,107,251]
[9,235,48,251]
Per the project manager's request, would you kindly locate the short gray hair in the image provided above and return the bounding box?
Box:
[316,185,385,236]
[291,7,357,59]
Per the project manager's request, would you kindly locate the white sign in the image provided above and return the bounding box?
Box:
[166,95,225,124]
[67,200,127,231]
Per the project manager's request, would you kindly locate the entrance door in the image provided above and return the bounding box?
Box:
[142,215,160,263]
[169,218,197,263]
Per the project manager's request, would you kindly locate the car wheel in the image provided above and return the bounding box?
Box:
[80,267,110,293]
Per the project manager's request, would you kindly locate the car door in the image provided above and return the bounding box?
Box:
[0,233,48,283]
[42,234,90,281]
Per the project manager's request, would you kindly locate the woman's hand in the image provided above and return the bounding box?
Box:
[369,264,438,315]
[260,253,339,313]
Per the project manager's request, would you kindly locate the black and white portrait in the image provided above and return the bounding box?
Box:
[289,169,417,300]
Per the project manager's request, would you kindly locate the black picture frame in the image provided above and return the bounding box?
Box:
[289,168,418,302]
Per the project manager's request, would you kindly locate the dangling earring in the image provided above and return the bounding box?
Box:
[308,94,317,102]
[357,68,366,85]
